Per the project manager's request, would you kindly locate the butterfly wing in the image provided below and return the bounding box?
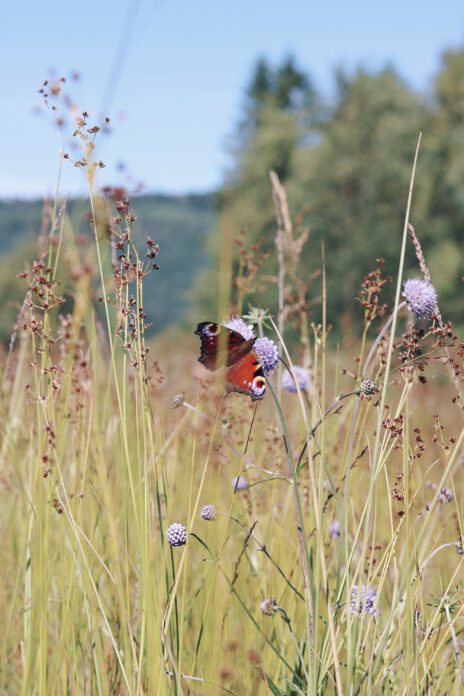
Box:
[195,322,266,400]
[225,351,266,401]
[195,322,255,369]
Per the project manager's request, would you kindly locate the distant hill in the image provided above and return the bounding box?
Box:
[0,193,217,341]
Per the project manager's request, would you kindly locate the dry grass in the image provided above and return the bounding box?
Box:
[0,129,463,696]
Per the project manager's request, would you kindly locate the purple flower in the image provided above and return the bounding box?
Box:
[403,279,438,319]
[223,316,255,340]
[260,597,278,615]
[166,523,187,547]
[350,584,378,617]
[438,487,453,504]
[282,366,309,393]
[231,475,248,491]
[201,504,216,520]
[254,337,279,373]
[329,520,341,539]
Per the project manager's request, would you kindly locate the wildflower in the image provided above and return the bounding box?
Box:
[360,378,375,396]
[166,523,187,547]
[329,520,341,539]
[403,279,438,319]
[201,504,216,520]
[260,597,278,616]
[223,316,255,340]
[254,337,279,373]
[224,316,278,372]
[438,487,453,504]
[282,366,309,393]
[172,392,185,408]
[231,476,248,491]
[350,584,378,617]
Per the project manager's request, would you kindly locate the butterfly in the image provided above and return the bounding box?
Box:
[195,322,266,400]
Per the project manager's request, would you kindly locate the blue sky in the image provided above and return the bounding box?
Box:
[3,0,464,198]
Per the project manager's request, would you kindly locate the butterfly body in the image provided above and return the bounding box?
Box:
[195,322,266,400]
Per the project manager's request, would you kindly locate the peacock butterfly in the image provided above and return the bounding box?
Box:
[195,322,266,401]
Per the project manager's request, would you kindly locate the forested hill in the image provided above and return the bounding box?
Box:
[0,193,217,343]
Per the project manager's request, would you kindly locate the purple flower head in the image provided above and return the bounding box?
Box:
[438,487,453,504]
[254,337,279,373]
[166,523,187,547]
[350,584,378,617]
[329,520,341,539]
[201,504,216,520]
[403,279,438,319]
[260,597,278,615]
[282,366,309,393]
[223,316,255,340]
[231,475,248,491]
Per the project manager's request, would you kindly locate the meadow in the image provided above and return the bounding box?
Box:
[0,119,463,696]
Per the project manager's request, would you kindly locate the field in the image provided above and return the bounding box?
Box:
[1,131,463,695]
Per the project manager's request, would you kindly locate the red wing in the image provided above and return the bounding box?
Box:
[225,351,266,401]
[195,322,255,370]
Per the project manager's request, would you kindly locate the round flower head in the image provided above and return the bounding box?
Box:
[403,279,438,319]
[260,597,278,616]
[350,584,378,617]
[223,316,255,340]
[166,523,187,547]
[172,392,185,408]
[231,475,248,491]
[254,337,279,373]
[438,487,453,504]
[360,378,376,396]
[282,366,309,393]
[329,520,341,539]
[201,504,216,520]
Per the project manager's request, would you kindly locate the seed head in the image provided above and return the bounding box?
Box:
[282,366,309,393]
[403,279,438,319]
[166,523,187,547]
[254,337,279,373]
[201,504,216,520]
[360,378,376,396]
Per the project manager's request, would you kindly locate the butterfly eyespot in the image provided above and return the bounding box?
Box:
[252,376,266,397]
[203,323,221,336]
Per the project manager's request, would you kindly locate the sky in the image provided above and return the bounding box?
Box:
[3,0,464,199]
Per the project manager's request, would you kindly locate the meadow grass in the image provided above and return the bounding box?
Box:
[0,125,463,695]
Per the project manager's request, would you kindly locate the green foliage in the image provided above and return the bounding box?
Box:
[0,193,217,344]
[198,51,464,337]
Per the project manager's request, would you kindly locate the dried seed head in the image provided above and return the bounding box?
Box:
[360,378,376,396]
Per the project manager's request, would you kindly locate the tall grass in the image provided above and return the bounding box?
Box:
[1,118,463,695]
